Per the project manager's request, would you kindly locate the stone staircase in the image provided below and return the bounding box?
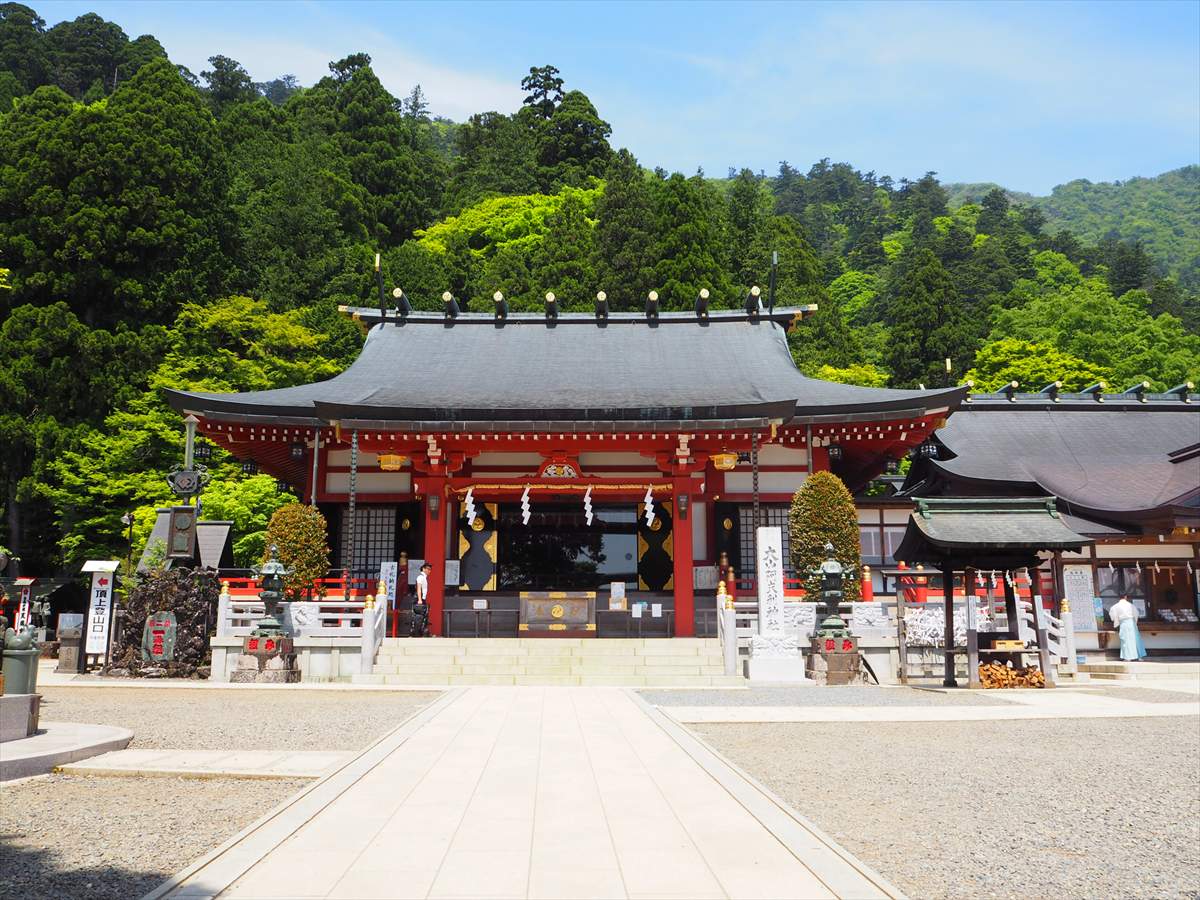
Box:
[1077,659,1200,681]
[352,637,743,687]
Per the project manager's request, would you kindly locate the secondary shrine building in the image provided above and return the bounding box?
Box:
[167,304,962,636]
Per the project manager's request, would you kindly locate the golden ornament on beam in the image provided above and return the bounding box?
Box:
[378,454,408,471]
[711,452,737,471]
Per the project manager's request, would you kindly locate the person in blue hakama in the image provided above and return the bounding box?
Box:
[1108,594,1147,661]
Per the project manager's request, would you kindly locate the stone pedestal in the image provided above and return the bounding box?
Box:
[806,634,863,685]
[229,634,300,684]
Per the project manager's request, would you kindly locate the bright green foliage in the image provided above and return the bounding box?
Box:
[42,296,348,568]
[812,364,890,387]
[964,339,1111,392]
[263,503,331,599]
[987,277,1200,390]
[828,271,878,325]
[788,471,861,602]
[198,475,292,567]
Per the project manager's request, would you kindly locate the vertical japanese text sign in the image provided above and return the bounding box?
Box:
[756,526,786,636]
[85,572,114,655]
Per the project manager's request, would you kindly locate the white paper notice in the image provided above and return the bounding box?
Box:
[651,603,662,618]
[631,604,643,619]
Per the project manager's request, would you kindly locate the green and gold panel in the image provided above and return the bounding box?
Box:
[636,501,674,591]
[458,502,498,591]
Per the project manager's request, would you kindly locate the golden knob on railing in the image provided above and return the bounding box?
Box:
[364,593,375,609]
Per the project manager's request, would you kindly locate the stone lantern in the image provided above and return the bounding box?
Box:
[251,544,291,637]
[232,545,300,683]
[815,542,849,637]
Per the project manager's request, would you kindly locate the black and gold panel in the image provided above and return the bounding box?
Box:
[458,502,498,590]
[636,501,673,591]
[714,501,740,572]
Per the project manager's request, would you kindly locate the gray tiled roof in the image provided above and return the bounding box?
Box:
[917,395,1200,519]
[894,497,1092,564]
[165,310,965,427]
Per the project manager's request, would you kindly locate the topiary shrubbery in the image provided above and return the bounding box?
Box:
[263,503,331,599]
[788,470,862,601]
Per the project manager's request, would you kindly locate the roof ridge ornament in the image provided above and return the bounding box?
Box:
[1167,381,1194,402]
[1081,381,1105,402]
[1039,380,1062,402]
[645,290,659,325]
[442,291,459,322]
[1121,380,1150,403]
[745,285,762,317]
[595,291,609,325]
[1001,380,1019,402]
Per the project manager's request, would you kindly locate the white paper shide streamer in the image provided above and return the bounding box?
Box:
[464,487,476,526]
[583,485,593,526]
[643,485,655,526]
[520,485,531,525]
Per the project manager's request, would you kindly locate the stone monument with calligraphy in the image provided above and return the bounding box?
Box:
[747,526,809,682]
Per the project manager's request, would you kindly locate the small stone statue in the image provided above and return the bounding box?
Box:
[1,614,36,650]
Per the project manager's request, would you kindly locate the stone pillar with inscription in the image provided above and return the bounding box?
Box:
[746,526,809,682]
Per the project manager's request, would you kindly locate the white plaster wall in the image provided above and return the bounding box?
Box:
[724,471,808,494]
[327,450,379,467]
[325,472,410,494]
[692,500,708,561]
[755,445,809,466]
[1094,544,1195,559]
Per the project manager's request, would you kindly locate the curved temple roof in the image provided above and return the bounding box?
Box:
[165,308,965,429]
[914,392,1200,522]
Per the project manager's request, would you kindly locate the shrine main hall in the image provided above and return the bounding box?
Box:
[167,301,963,636]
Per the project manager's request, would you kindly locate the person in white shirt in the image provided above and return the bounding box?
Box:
[1108,594,1146,661]
[411,563,432,637]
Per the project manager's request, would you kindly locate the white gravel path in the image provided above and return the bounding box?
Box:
[36,687,440,750]
[0,774,306,900]
[696,716,1200,900]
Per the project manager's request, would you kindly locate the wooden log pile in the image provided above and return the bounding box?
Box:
[978,662,1046,688]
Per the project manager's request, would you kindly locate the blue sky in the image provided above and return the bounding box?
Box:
[40,0,1200,193]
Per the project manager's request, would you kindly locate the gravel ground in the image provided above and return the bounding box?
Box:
[697,717,1200,900]
[1076,685,1200,704]
[36,688,439,750]
[0,773,305,900]
[640,685,1015,707]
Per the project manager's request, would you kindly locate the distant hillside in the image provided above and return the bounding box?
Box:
[948,166,1200,289]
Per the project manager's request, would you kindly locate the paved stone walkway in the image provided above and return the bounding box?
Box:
[154,688,896,899]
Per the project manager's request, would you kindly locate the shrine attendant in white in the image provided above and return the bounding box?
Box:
[1108,594,1146,661]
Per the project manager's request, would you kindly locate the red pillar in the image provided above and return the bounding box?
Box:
[423,475,447,636]
[672,476,695,637]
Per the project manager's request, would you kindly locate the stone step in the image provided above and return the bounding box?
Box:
[352,672,744,687]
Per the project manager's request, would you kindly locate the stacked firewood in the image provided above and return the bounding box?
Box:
[978,662,1046,688]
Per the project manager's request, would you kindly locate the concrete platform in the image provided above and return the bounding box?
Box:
[0,721,133,781]
[149,688,898,899]
[59,749,353,780]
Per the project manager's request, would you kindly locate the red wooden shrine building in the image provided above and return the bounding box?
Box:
[167,302,964,636]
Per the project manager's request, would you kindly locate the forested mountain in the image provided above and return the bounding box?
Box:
[2,3,1198,575]
[947,166,1200,290]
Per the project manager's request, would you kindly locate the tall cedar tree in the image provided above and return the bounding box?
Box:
[788,471,862,602]
[593,150,659,310]
[0,58,233,326]
[655,173,731,309]
[886,248,974,386]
